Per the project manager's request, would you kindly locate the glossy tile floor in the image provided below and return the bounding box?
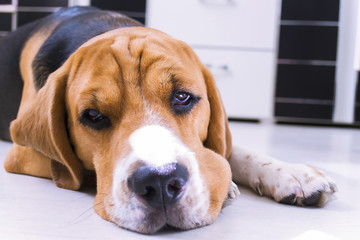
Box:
[0,122,359,240]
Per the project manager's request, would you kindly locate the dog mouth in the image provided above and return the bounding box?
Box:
[159,223,183,233]
[108,201,189,234]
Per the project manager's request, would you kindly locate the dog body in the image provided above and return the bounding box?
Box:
[1,7,337,234]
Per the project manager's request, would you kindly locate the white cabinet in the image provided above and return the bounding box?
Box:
[146,0,279,50]
[146,0,281,119]
[194,49,275,118]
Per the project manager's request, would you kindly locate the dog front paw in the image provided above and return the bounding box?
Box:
[251,163,337,207]
[228,181,240,199]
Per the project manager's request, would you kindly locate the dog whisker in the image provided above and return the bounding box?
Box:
[68,201,104,225]
[61,194,92,207]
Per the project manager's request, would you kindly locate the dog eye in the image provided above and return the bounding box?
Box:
[87,109,104,122]
[80,109,112,130]
[170,91,200,115]
[174,92,191,105]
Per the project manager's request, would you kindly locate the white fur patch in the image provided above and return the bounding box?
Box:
[129,125,188,167]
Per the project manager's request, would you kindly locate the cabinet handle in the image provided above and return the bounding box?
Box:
[199,0,238,6]
[355,1,360,71]
[205,64,230,75]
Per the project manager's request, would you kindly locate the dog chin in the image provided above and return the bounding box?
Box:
[107,203,212,234]
[113,209,167,234]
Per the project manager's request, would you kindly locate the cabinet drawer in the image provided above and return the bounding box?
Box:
[147,0,280,49]
[194,48,275,119]
[0,13,12,31]
[281,0,340,21]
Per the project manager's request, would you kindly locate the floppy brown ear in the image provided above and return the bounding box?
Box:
[10,58,83,190]
[201,64,232,160]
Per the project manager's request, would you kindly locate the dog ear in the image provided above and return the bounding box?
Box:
[201,64,232,159]
[10,58,83,190]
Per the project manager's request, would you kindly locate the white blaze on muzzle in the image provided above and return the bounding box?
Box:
[129,125,189,167]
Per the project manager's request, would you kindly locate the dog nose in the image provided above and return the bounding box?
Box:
[127,163,189,210]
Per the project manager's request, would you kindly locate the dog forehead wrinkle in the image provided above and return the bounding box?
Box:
[129,125,187,167]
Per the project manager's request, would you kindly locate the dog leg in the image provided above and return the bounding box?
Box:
[229,146,337,207]
[4,143,52,179]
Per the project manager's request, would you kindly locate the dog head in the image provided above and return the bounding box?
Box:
[10,27,232,233]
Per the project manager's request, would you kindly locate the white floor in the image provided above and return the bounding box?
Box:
[0,122,359,240]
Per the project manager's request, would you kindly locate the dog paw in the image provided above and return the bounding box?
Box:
[223,181,240,208]
[228,181,240,199]
[251,163,337,207]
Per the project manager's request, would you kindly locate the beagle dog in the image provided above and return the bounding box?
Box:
[0,7,337,234]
